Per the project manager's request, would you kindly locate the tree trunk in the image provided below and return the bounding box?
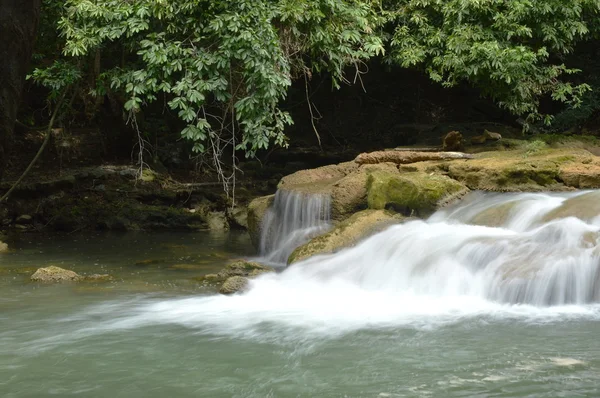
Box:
[0,0,41,180]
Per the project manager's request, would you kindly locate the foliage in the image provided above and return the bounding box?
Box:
[384,0,600,123]
[32,0,383,160]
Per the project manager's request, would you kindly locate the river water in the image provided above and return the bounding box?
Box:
[3,192,600,397]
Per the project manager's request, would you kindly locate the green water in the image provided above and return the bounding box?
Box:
[1,232,600,397]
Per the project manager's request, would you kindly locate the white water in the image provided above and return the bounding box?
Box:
[259,189,331,264]
[56,190,600,341]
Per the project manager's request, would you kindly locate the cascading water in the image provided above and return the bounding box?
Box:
[80,190,600,338]
[258,189,331,264]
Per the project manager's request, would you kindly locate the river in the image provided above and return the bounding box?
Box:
[2,192,600,397]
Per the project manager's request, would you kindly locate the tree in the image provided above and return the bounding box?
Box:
[384,0,600,125]
[31,0,383,191]
[0,0,42,179]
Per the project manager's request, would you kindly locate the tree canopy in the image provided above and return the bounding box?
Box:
[30,0,600,166]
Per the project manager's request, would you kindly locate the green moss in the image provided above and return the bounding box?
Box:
[366,171,467,216]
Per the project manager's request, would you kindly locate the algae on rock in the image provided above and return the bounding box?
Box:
[366,171,468,216]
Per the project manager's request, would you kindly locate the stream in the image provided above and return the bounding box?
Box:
[2,192,600,397]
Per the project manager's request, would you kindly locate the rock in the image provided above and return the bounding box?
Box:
[199,259,274,285]
[16,214,32,224]
[289,209,404,264]
[247,195,274,248]
[228,206,248,229]
[139,169,156,182]
[484,130,502,141]
[219,276,249,294]
[206,211,229,232]
[355,150,473,165]
[0,241,8,253]
[31,266,83,282]
[278,161,359,192]
[15,224,29,231]
[442,131,464,151]
[366,170,468,217]
[471,135,487,145]
[542,191,600,222]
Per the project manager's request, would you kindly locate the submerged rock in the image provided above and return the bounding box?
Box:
[84,274,114,282]
[247,195,274,248]
[367,170,468,216]
[31,266,83,282]
[219,276,249,294]
[200,260,274,285]
[289,209,404,264]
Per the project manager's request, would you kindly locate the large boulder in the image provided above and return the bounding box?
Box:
[367,171,468,217]
[288,209,404,264]
[31,266,83,282]
[247,195,274,248]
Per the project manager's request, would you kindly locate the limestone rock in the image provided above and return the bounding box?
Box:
[367,171,468,217]
[289,210,404,264]
[219,276,249,294]
[442,131,464,151]
[355,150,473,165]
[31,266,83,282]
[0,241,8,253]
[278,161,359,192]
[247,195,274,248]
[542,191,600,222]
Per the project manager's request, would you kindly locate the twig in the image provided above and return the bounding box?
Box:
[304,70,322,150]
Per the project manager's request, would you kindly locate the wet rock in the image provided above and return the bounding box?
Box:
[442,131,464,151]
[31,266,83,282]
[199,259,274,285]
[278,161,359,192]
[0,241,8,253]
[542,191,600,222]
[219,276,249,294]
[289,210,404,264]
[247,195,274,248]
[367,170,468,217]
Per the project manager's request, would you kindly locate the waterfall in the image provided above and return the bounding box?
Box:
[258,189,331,264]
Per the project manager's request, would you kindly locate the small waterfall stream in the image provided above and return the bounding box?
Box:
[258,190,331,264]
[253,189,600,306]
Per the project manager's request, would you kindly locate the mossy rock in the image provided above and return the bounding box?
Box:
[288,209,404,264]
[366,171,468,217]
[31,266,83,282]
[247,195,274,248]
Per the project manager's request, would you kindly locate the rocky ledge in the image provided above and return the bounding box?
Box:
[248,143,600,263]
